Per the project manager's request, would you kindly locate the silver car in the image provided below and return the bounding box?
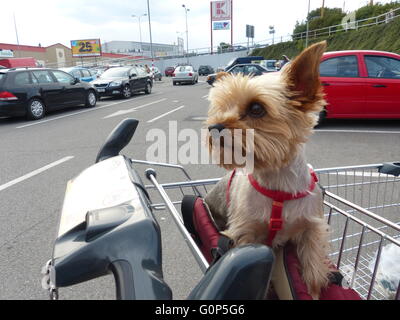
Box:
[172,65,199,85]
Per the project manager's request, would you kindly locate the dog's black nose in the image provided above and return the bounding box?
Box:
[208,124,225,132]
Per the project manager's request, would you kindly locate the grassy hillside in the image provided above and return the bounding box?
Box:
[252,16,400,59]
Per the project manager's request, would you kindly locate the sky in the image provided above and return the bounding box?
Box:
[0,0,396,51]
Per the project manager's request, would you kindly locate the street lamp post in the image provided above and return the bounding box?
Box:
[13,12,20,58]
[182,4,190,63]
[146,0,154,66]
[305,0,311,48]
[176,31,185,55]
[269,26,275,45]
[132,13,147,54]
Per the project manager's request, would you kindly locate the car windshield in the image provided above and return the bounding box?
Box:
[100,68,129,78]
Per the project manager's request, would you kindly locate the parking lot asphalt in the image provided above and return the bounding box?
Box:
[0,76,399,299]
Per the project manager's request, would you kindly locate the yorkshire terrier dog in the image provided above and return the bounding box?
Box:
[205,41,332,299]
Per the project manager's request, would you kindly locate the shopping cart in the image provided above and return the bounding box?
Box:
[132,160,400,300]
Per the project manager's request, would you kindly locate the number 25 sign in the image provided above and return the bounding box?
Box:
[71,39,102,57]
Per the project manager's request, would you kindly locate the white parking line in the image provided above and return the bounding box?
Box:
[16,92,164,129]
[202,95,209,99]
[316,129,400,134]
[191,116,207,121]
[147,105,185,123]
[0,156,74,192]
[104,98,167,119]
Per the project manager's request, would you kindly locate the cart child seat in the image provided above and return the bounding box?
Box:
[181,195,362,300]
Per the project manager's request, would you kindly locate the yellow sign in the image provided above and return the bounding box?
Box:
[70,39,102,57]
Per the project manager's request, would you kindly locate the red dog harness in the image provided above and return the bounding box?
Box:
[227,169,319,247]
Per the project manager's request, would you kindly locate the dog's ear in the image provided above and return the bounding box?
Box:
[215,71,230,82]
[283,41,327,110]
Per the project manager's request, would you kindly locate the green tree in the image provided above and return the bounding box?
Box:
[218,42,232,53]
[293,7,345,36]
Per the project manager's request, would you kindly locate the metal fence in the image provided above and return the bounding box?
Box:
[291,6,400,42]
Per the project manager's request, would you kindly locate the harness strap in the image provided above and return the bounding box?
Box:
[226,168,318,247]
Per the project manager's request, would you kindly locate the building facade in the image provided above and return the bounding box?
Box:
[103,40,181,58]
[0,42,145,68]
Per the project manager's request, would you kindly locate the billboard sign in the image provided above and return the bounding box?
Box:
[246,25,254,38]
[213,21,231,30]
[70,39,102,57]
[211,1,231,21]
[0,49,14,58]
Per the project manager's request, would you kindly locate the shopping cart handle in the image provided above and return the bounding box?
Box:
[145,168,157,180]
[379,162,400,177]
[96,118,139,163]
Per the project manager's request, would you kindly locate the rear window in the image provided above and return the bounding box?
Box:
[14,72,31,86]
[137,67,147,76]
[81,69,91,77]
[71,69,82,78]
[32,70,55,84]
[230,65,245,74]
[320,55,359,78]
[176,66,192,72]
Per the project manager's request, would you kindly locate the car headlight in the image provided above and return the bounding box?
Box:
[110,81,122,87]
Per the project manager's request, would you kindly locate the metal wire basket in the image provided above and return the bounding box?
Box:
[131,160,400,300]
[316,163,400,300]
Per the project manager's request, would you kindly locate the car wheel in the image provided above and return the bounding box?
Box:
[85,90,97,108]
[122,85,132,99]
[26,98,45,120]
[317,108,327,126]
[145,82,152,94]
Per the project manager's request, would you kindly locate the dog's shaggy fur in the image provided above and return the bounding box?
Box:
[204,41,333,299]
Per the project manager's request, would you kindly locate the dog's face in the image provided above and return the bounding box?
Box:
[206,42,327,172]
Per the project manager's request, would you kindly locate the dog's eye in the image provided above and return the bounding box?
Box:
[247,103,266,118]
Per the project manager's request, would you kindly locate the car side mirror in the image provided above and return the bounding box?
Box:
[72,77,80,84]
[130,74,137,78]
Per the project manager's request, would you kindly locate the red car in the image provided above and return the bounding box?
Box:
[320,50,400,119]
[165,66,175,77]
